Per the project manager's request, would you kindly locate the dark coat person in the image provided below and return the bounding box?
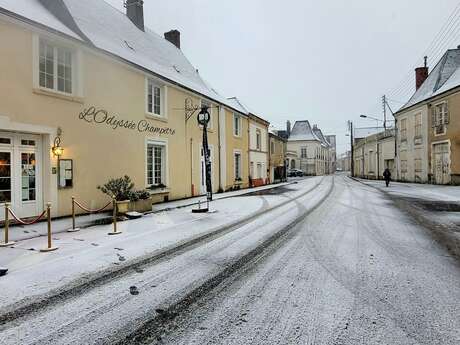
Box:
[383,168,391,187]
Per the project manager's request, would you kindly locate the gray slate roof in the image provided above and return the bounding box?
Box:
[0,0,243,114]
[399,48,460,112]
[288,121,320,141]
[312,126,330,147]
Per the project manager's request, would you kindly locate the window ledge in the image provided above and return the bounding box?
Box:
[33,87,83,103]
[148,187,170,195]
[145,113,168,123]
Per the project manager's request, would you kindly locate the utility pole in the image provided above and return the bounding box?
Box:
[348,120,354,177]
[382,95,387,130]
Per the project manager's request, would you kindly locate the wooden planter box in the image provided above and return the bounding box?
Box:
[129,198,153,213]
[116,200,130,214]
[116,198,153,214]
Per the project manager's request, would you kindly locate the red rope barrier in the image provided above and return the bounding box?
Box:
[8,209,47,226]
[74,200,112,213]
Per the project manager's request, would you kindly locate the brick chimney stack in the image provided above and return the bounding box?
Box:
[415,56,429,90]
[164,30,181,49]
[125,0,144,31]
[286,120,291,137]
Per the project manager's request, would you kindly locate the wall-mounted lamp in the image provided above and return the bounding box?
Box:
[52,128,64,157]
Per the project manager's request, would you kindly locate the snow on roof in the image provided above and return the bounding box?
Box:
[399,48,460,112]
[0,0,245,114]
[353,127,382,139]
[0,0,82,40]
[226,97,249,115]
[288,121,320,141]
[312,126,330,147]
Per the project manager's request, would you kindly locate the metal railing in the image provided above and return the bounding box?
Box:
[0,202,57,252]
[68,197,112,232]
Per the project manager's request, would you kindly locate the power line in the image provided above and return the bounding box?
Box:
[387,1,460,98]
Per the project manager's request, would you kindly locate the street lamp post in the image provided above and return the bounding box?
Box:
[197,106,213,203]
[360,114,385,129]
[347,121,354,177]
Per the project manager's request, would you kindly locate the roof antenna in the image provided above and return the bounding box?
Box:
[424,56,428,68]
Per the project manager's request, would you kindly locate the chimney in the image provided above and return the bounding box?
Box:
[286,120,291,136]
[125,0,144,31]
[164,30,181,49]
[415,56,429,90]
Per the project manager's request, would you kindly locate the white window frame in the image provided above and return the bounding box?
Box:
[433,101,448,136]
[33,35,81,97]
[233,113,241,137]
[300,147,307,159]
[234,150,242,180]
[256,129,261,150]
[32,34,84,98]
[145,77,168,120]
[145,139,168,187]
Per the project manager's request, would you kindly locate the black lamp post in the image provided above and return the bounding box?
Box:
[197,106,213,203]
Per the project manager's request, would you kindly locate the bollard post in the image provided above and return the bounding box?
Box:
[67,196,80,232]
[40,203,58,252]
[0,203,15,247]
[108,197,122,235]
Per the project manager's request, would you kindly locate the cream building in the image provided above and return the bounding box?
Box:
[227,97,269,187]
[0,0,255,218]
[268,132,287,183]
[286,120,333,176]
[353,129,396,179]
[396,47,460,184]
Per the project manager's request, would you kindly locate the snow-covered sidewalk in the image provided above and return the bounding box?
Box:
[354,178,460,202]
[353,177,460,258]
[0,180,294,244]
[0,177,325,313]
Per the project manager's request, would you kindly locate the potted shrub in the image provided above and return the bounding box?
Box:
[129,190,152,213]
[97,175,134,214]
[98,176,156,214]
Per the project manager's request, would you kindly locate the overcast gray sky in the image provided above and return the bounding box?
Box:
[105,0,459,154]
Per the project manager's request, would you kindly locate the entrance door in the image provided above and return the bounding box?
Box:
[200,146,213,195]
[433,143,450,185]
[0,132,41,219]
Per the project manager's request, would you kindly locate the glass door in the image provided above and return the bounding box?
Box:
[16,136,41,218]
[0,151,12,204]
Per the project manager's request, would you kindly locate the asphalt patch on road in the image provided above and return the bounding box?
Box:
[243,186,296,196]
[406,198,460,212]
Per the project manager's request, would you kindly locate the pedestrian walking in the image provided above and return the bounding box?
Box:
[383,168,391,187]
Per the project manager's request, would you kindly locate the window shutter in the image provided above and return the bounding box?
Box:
[431,107,436,128]
[444,102,450,124]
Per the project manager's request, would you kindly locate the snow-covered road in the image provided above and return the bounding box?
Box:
[1,175,459,345]
[159,175,460,345]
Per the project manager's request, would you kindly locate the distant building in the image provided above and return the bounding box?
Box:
[337,151,351,171]
[285,120,334,176]
[325,135,337,172]
[268,132,287,183]
[353,129,396,179]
